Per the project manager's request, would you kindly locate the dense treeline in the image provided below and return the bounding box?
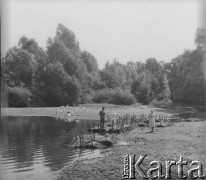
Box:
[1,24,205,107]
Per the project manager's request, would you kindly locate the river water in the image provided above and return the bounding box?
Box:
[0,116,99,180]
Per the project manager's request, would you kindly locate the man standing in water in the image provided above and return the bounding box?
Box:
[148,110,155,133]
[99,107,106,132]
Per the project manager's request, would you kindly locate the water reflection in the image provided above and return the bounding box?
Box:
[0,116,98,180]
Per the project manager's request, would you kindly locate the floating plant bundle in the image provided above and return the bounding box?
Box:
[63,133,114,149]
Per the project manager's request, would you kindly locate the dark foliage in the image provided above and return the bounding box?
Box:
[8,86,32,107]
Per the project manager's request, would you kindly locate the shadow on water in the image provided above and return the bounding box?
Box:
[0,116,99,180]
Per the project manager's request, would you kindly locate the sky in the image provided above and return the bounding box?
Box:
[1,0,203,68]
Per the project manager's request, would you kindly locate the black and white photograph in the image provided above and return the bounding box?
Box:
[1,0,206,180]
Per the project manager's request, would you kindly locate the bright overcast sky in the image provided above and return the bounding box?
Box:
[1,0,203,68]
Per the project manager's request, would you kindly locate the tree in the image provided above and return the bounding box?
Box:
[47,25,87,80]
[131,70,152,104]
[159,75,171,100]
[164,48,205,105]
[81,51,98,72]
[100,60,136,89]
[38,63,80,106]
[4,48,37,88]
[100,61,125,88]
[8,86,32,107]
[1,55,6,84]
[131,58,171,104]
[195,27,206,49]
[135,61,145,73]
[18,36,48,71]
[1,55,8,107]
[56,23,80,53]
[145,58,162,75]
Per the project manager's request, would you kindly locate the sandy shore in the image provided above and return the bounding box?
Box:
[54,120,206,180]
[1,104,178,120]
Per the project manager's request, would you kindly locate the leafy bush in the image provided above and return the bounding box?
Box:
[92,89,111,103]
[78,92,94,104]
[8,86,32,107]
[92,88,136,105]
[108,90,136,105]
[151,98,172,109]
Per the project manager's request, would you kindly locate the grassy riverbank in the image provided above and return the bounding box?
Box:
[1,103,182,120]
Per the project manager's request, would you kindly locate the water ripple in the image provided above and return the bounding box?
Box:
[0,116,98,180]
